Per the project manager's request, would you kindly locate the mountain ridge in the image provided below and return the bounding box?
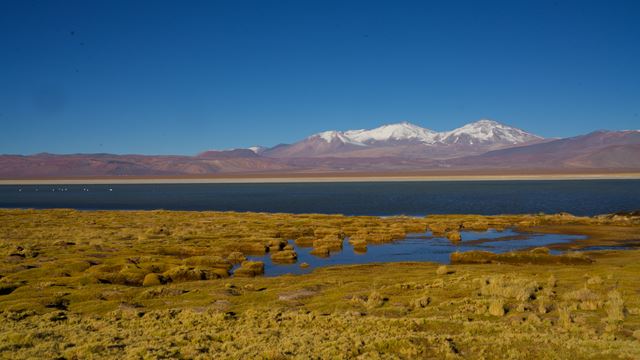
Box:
[1,123,639,178]
[262,119,545,158]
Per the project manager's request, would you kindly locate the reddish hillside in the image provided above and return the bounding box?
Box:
[446,131,640,169]
[0,152,291,178]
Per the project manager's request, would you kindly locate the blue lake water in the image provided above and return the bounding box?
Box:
[1,180,639,216]
[246,229,588,276]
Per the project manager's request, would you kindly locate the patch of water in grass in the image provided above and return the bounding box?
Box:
[247,229,588,276]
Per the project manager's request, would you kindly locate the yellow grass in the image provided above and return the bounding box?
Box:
[0,209,639,358]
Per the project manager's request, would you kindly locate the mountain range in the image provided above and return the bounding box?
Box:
[261,120,545,159]
[2,119,639,178]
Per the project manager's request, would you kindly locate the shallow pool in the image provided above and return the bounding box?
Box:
[244,229,588,276]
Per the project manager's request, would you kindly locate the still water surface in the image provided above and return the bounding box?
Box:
[1,180,639,216]
[247,229,588,276]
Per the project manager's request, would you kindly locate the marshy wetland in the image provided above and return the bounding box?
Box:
[1,209,640,358]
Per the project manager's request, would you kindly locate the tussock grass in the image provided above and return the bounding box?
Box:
[451,249,594,265]
[270,250,297,263]
[479,275,540,301]
[234,261,265,277]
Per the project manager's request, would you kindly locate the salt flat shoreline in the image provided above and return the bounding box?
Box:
[2,172,640,185]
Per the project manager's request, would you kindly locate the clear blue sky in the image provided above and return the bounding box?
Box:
[1,0,638,155]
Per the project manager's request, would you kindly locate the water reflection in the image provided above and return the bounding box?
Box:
[248,229,587,276]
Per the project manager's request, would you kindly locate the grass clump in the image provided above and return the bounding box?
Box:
[226,251,246,264]
[445,230,462,243]
[234,261,265,277]
[271,250,297,263]
[488,299,506,317]
[182,255,232,271]
[451,249,593,265]
[562,287,602,310]
[436,265,454,275]
[162,265,228,283]
[605,290,626,323]
[142,273,167,287]
[312,236,343,252]
[480,275,540,301]
[309,246,330,258]
[365,290,386,309]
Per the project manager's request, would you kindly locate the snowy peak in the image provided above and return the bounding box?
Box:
[345,122,438,144]
[308,121,438,146]
[310,131,366,146]
[248,146,267,154]
[307,119,540,147]
[438,119,542,146]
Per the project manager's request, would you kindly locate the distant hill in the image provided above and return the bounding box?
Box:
[0,152,291,178]
[446,130,640,169]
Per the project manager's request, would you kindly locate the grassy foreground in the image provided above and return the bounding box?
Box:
[0,209,639,359]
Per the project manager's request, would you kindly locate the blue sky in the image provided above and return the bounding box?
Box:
[1,0,638,155]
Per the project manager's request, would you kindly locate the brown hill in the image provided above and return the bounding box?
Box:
[446,131,640,169]
[0,152,291,178]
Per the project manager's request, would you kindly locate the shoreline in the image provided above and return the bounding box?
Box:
[1,172,640,185]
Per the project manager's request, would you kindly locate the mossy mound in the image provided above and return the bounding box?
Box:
[312,236,343,251]
[271,250,297,264]
[446,230,462,243]
[142,273,167,287]
[182,256,232,271]
[226,251,246,264]
[162,265,228,283]
[310,246,330,258]
[234,261,265,277]
[451,249,593,265]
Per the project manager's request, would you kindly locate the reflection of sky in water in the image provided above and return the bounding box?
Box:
[247,229,587,277]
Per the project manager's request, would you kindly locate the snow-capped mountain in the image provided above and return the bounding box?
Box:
[343,122,439,144]
[262,119,544,158]
[3,127,639,178]
[437,120,543,146]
